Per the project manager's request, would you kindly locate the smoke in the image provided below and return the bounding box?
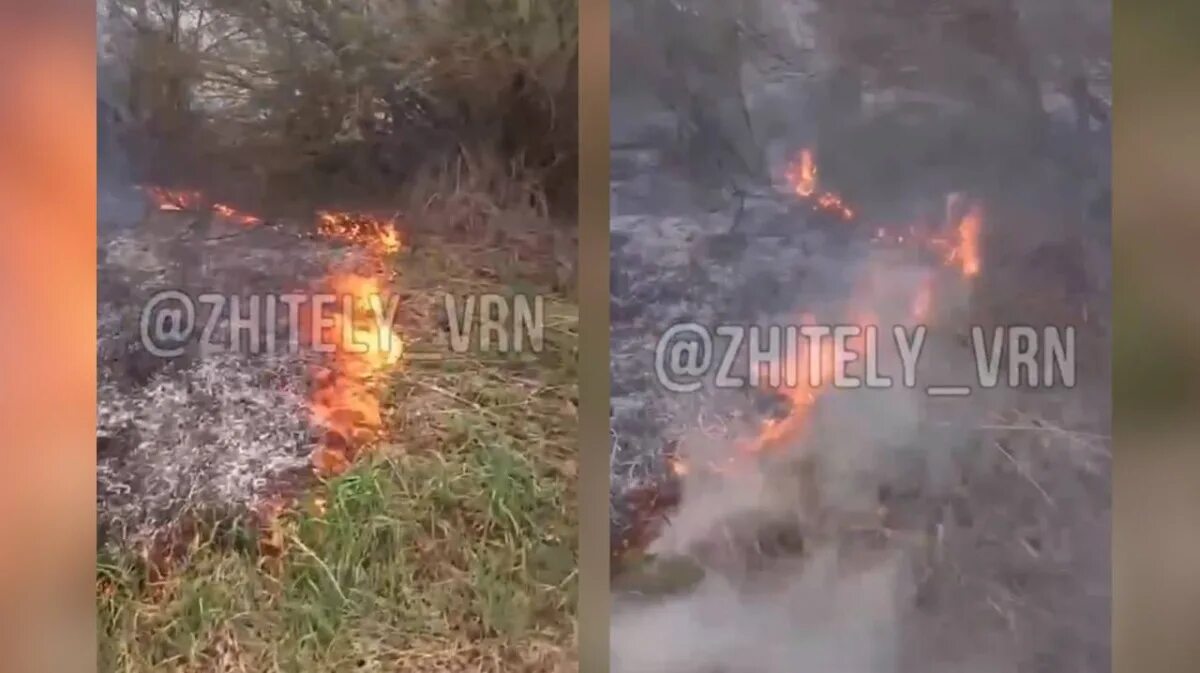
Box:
[613,546,909,673]
[611,251,985,673]
[611,1,1109,671]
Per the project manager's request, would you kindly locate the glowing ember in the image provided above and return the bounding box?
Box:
[141,186,202,211]
[669,455,689,477]
[815,192,855,220]
[212,202,262,226]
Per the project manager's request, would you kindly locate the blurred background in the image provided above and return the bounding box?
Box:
[1111,3,1200,672]
[0,3,96,671]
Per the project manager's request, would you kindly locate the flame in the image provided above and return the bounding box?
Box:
[926,200,984,279]
[785,149,855,221]
[309,214,404,475]
[139,187,406,476]
[141,186,262,226]
[787,149,817,197]
[816,192,855,220]
[643,161,994,558]
[666,309,873,478]
[141,186,202,211]
[319,273,405,372]
[317,211,402,255]
[957,205,982,278]
[212,202,262,226]
[669,455,689,477]
[308,271,405,475]
[676,190,987,480]
[734,322,841,458]
[780,154,986,280]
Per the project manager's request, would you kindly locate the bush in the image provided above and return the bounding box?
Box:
[100,0,577,216]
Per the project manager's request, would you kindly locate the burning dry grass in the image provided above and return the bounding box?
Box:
[609,140,1109,672]
[99,194,577,671]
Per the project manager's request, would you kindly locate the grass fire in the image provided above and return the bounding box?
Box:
[610,2,1109,672]
[98,1,577,670]
[138,189,408,477]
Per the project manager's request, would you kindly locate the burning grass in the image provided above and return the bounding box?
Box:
[646,153,986,486]
[785,149,855,221]
[609,136,1109,672]
[98,195,577,671]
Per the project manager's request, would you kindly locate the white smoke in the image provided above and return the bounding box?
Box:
[611,250,986,673]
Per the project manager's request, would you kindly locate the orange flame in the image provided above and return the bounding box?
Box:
[308,272,404,474]
[785,149,855,221]
[141,186,262,226]
[309,214,404,475]
[926,201,984,279]
[683,211,985,479]
[642,156,998,570]
[316,211,402,255]
[738,321,842,457]
[787,149,817,198]
[815,192,855,220]
[212,202,262,226]
[142,186,202,211]
[139,186,406,476]
[667,167,988,493]
[957,205,982,278]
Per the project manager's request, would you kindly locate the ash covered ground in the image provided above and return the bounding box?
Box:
[609,1,1110,672]
[97,201,363,548]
